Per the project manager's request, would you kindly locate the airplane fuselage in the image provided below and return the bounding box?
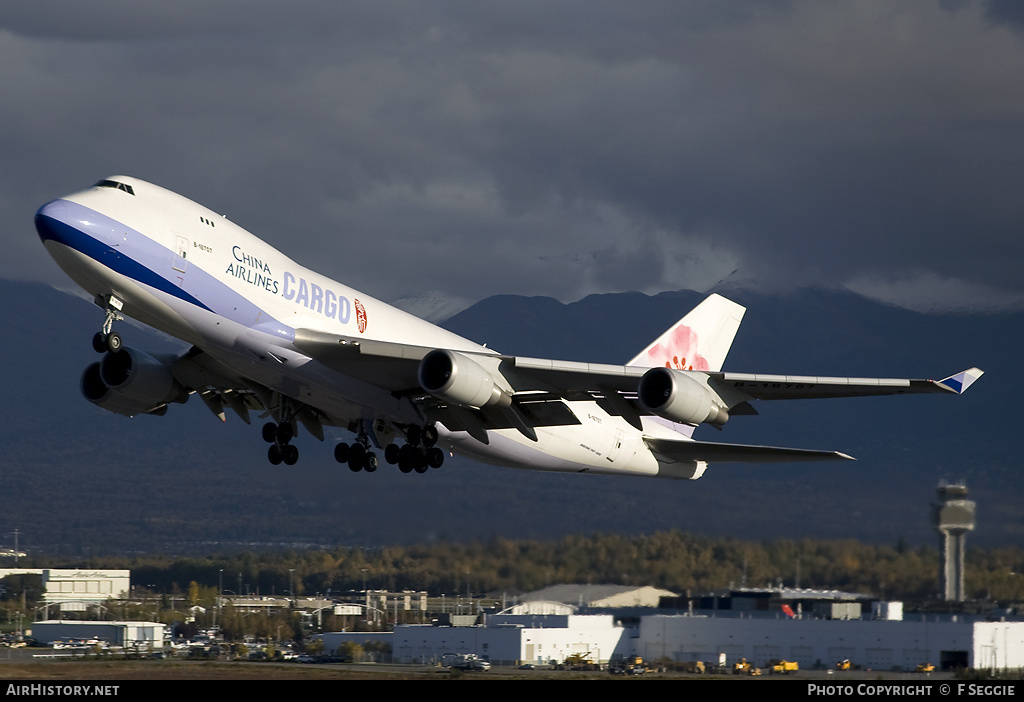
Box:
[35,177,677,478]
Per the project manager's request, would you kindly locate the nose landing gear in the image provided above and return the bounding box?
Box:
[92,295,124,354]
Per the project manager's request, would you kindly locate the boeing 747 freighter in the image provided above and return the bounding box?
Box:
[34,177,982,478]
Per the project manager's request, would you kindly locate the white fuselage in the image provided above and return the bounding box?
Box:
[37,177,685,478]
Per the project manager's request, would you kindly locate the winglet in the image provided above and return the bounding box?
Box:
[935,367,984,394]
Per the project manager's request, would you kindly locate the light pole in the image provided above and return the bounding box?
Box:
[361,568,368,623]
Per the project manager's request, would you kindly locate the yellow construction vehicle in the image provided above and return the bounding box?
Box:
[678,660,706,674]
[768,658,799,674]
[561,652,600,671]
[733,658,762,676]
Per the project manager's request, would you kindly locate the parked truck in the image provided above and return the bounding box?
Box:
[609,655,646,675]
[768,659,799,674]
[443,653,491,671]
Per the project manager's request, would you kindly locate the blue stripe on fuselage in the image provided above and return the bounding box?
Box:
[35,200,214,312]
[35,199,294,343]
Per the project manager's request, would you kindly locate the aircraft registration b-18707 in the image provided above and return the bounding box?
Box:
[34,177,983,479]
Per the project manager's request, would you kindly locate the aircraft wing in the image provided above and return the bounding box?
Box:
[292,328,650,394]
[488,358,985,402]
[708,367,985,400]
[292,328,983,429]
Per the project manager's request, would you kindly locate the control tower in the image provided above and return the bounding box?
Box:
[932,482,976,602]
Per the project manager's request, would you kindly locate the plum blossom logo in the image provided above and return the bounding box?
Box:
[355,299,367,333]
[639,325,710,371]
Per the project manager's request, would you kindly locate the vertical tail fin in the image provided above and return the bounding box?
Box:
[627,293,745,372]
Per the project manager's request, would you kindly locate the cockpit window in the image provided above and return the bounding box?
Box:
[95,180,135,196]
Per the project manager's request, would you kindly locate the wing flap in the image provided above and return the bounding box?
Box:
[424,397,581,433]
[508,356,646,394]
[292,328,449,392]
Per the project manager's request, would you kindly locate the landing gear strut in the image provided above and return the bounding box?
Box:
[92,295,124,354]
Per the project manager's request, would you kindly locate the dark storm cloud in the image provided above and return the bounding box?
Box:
[4,1,1023,313]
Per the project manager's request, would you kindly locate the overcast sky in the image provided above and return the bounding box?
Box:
[5,1,1024,315]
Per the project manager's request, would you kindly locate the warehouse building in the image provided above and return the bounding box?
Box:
[319,613,632,666]
[0,568,130,613]
[319,609,1024,671]
[638,614,1024,671]
[30,620,165,649]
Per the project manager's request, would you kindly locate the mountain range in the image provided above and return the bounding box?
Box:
[0,279,1016,558]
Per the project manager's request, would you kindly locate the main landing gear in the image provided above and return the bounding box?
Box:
[263,421,299,466]
[334,424,445,474]
[333,438,378,472]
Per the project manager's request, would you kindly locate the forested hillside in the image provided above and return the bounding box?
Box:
[10,531,1023,605]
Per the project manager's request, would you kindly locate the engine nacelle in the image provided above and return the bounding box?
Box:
[418,350,511,410]
[637,367,729,428]
[80,348,188,417]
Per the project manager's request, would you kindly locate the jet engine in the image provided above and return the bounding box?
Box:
[418,350,511,410]
[637,367,729,428]
[80,347,189,417]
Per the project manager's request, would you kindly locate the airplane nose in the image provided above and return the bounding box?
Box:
[35,199,68,244]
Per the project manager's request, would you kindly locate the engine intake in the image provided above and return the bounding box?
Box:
[418,350,511,410]
[638,367,729,428]
[81,348,188,417]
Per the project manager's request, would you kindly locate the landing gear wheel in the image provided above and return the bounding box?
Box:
[398,444,416,473]
[268,444,283,465]
[334,442,350,463]
[91,332,123,354]
[262,422,278,443]
[276,421,293,445]
[422,424,439,447]
[426,447,445,469]
[384,443,400,465]
[282,444,299,466]
[348,443,366,472]
[364,452,378,472]
[414,461,429,474]
[406,425,422,447]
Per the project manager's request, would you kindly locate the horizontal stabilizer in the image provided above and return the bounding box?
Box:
[644,437,854,464]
